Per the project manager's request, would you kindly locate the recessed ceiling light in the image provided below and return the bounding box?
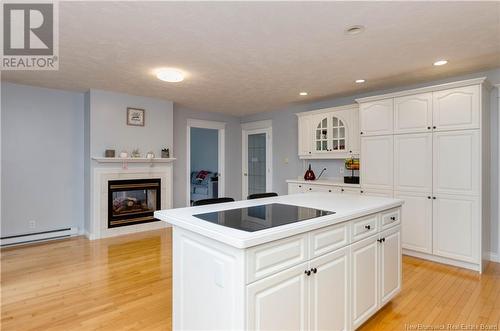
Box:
[433,60,448,66]
[299,92,308,96]
[355,79,366,84]
[155,68,185,82]
[345,25,365,35]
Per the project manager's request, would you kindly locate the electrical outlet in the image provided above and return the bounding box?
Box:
[28,220,36,229]
[339,167,345,174]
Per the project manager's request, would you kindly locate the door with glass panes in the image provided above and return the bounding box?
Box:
[312,113,348,154]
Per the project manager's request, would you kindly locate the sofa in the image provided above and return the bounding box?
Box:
[190,171,218,202]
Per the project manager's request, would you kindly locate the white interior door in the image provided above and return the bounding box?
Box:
[242,126,272,198]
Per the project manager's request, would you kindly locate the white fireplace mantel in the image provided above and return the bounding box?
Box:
[92,157,176,163]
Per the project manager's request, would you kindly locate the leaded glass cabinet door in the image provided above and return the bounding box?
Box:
[314,116,330,153]
[331,116,347,151]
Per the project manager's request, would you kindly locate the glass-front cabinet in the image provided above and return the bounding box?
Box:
[298,105,359,159]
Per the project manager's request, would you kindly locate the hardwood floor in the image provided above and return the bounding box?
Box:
[1,228,499,330]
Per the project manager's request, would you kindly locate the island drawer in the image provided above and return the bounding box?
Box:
[380,208,401,230]
[351,214,379,242]
[309,223,349,258]
[246,233,308,283]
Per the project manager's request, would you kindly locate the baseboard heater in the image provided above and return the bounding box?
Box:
[0,227,79,247]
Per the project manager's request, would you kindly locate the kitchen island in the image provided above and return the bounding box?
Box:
[155,193,403,331]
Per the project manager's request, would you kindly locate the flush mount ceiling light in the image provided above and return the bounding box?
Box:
[299,92,308,96]
[155,68,185,82]
[345,25,365,35]
[355,79,366,83]
[433,60,448,66]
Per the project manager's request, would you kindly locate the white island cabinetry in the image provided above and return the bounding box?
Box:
[155,193,402,331]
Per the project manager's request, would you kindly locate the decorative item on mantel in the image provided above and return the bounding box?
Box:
[304,164,316,181]
[146,151,155,159]
[105,149,115,158]
[131,148,141,158]
[344,156,360,184]
[161,148,170,158]
[119,151,129,158]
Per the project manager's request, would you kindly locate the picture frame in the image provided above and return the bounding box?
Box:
[127,107,145,126]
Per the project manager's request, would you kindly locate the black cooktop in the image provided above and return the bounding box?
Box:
[193,203,334,232]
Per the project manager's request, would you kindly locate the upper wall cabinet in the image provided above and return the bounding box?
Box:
[297,105,359,159]
[432,85,480,131]
[394,93,433,134]
[359,99,393,136]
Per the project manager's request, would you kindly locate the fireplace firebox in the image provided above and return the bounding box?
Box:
[108,178,161,228]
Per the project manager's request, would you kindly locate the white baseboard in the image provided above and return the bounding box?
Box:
[402,249,481,272]
[486,251,500,263]
[0,227,79,247]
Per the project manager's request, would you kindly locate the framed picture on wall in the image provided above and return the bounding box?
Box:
[127,107,145,126]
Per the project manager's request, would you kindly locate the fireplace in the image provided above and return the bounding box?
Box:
[108,178,161,228]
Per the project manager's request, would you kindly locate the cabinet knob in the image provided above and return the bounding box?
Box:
[328,190,332,193]
[365,225,371,230]
[341,188,345,192]
[433,126,437,129]
[377,238,383,243]
[311,268,317,274]
[298,185,302,188]
[309,188,312,191]
[427,196,431,199]
[309,151,312,154]
[390,216,396,221]
[349,150,352,153]
[360,132,364,135]
[433,196,436,200]
[427,126,431,130]
[360,190,364,194]
[304,270,311,276]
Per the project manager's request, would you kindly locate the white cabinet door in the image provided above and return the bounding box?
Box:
[247,262,309,331]
[379,226,402,305]
[312,114,331,154]
[433,130,480,196]
[432,194,480,263]
[309,247,350,331]
[349,107,360,154]
[361,135,394,190]
[359,99,394,136]
[288,183,305,194]
[298,115,312,156]
[395,191,432,254]
[360,189,393,198]
[394,93,433,134]
[432,85,480,131]
[394,133,432,193]
[351,235,378,329]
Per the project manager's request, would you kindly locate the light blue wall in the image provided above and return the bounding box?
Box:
[173,105,242,207]
[1,82,84,236]
[190,127,218,173]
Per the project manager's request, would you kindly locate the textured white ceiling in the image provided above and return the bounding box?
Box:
[2,1,500,116]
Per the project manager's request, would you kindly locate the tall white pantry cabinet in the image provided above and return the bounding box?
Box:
[356,77,491,272]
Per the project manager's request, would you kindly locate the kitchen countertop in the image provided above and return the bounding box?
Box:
[286,178,361,188]
[154,193,402,249]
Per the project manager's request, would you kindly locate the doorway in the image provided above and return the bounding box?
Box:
[186,119,226,206]
[242,121,272,199]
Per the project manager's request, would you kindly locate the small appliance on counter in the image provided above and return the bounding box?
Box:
[344,157,360,184]
[304,164,316,180]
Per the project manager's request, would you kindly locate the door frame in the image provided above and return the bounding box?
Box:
[186,119,226,206]
[241,120,273,199]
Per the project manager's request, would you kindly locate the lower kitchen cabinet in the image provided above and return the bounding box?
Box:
[379,227,402,306]
[351,235,378,329]
[247,262,309,331]
[310,247,350,331]
[395,191,432,254]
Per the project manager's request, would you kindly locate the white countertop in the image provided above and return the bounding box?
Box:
[154,193,403,249]
[286,178,361,188]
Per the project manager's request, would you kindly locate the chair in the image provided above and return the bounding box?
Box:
[247,192,278,200]
[192,197,235,206]
[190,171,218,201]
